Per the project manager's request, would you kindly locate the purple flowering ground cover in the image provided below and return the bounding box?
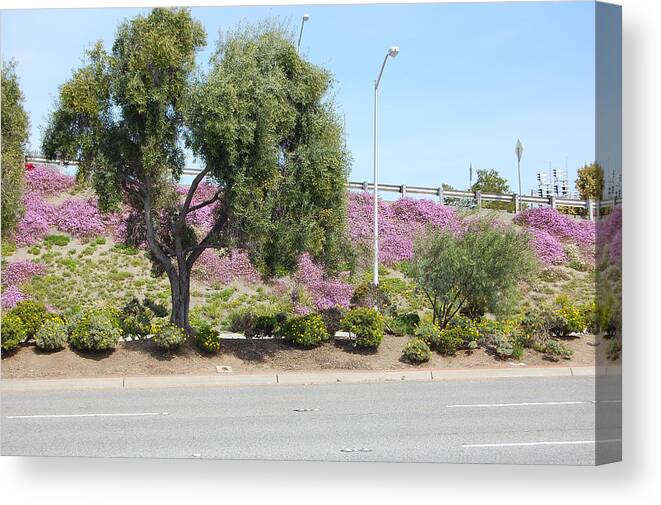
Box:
[2,165,597,316]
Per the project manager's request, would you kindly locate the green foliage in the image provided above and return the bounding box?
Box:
[281,313,329,347]
[386,312,420,336]
[111,244,139,256]
[119,297,152,336]
[8,300,50,338]
[44,234,71,246]
[246,314,279,338]
[35,317,69,351]
[410,219,536,329]
[186,22,350,275]
[143,297,168,318]
[534,338,574,361]
[549,296,587,336]
[194,321,221,353]
[575,162,605,201]
[350,281,393,313]
[2,241,17,257]
[151,320,187,351]
[435,326,464,355]
[607,339,621,361]
[68,307,121,351]
[471,169,513,211]
[1,313,26,351]
[340,307,385,349]
[402,338,432,364]
[1,60,29,237]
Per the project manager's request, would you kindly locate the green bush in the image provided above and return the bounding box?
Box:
[607,339,621,361]
[35,317,68,351]
[44,234,71,246]
[9,300,50,338]
[402,338,432,364]
[119,297,152,336]
[282,314,329,347]
[435,326,464,355]
[69,308,121,351]
[549,299,587,337]
[386,312,420,336]
[533,338,574,361]
[246,314,278,338]
[447,316,480,349]
[151,320,187,351]
[1,313,26,351]
[414,322,442,348]
[340,307,385,349]
[194,321,221,354]
[350,281,392,313]
[410,220,536,329]
[227,307,256,335]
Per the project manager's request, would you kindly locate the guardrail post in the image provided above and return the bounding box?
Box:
[362,181,369,192]
[438,186,445,205]
[475,191,482,210]
[550,195,556,210]
[587,199,594,221]
[400,184,407,199]
[513,193,519,213]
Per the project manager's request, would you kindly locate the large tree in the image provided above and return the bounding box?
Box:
[470,168,513,211]
[1,61,30,238]
[575,162,605,201]
[185,23,350,275]
[42,10,349,332]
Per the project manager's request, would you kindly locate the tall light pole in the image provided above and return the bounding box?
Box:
[373,46,399,288]
[515,139,524,211]
[297,14,310,53]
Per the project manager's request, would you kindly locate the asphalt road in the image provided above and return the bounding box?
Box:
[1,376,621,465]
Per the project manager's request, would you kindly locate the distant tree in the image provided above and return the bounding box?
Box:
[410,220,536,328]
[470,168,513,211]
[1,61,29,238]
[185,22,350,276]
[575,162,605,201]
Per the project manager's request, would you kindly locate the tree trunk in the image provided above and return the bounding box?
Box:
[169,260,192,334]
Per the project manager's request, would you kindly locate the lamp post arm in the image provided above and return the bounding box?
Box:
[374,53,390,90]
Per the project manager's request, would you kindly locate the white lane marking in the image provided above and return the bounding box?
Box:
[7,412,167,419]
[447,400,621,408]
[463,439,622,448]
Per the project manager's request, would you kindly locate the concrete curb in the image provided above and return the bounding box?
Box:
[1,365,621,392]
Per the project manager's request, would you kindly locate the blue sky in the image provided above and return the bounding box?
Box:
[1,2,596,194]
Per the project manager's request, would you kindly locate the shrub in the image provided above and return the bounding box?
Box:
[549,298,587,336]
[119,297,152,336]
[446,316,480,349]
[534,338,573,361]
[44,234,71,246]
[35,317,68,351]
[1,313,26,351]
[607,339,621,360]
[402,338,432,364]
[151,320,187,351]
[69,308,121,351]
[320,307,344,338]
[386,312,420,336]
[350,281,392,313]
[340,307,385,349]
[245,314,278,337]
[410,220,536,329]
[435,326,464,355]
[227,307,257,335]
[194,321,221,354]
[414,321,442,348]
[281,314,329,347]
[8,300,50,338]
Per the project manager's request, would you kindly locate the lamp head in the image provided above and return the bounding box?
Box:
[303,14,310,22]
[388,46,400,58]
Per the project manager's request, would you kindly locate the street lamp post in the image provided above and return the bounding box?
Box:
[373,46,399,288]
[515,139,524,212]
[297,14,310,53]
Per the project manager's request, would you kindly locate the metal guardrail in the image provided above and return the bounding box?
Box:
[27,156,621,220]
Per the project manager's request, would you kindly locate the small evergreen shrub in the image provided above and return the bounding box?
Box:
[194,322,221,354]
[246,315,278,338]
[402,338,432,364]
[414,322,442,349]
[350,281,392,313]
[227,307,256,335]
[387,312,420,336]
[35,317,68,351]
[119,297,152,336]
[282,314,329,347]
[435,326,464,355]
[69,308,121,351]
[8,300,50,338]
[1,314,26,351]
[151,320,186,351]
[533,338,574,361]
[340,307,385,349]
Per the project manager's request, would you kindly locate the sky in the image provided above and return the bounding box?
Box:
[1,1,597,195]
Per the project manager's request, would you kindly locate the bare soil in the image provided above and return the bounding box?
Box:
[1,333,617,380]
